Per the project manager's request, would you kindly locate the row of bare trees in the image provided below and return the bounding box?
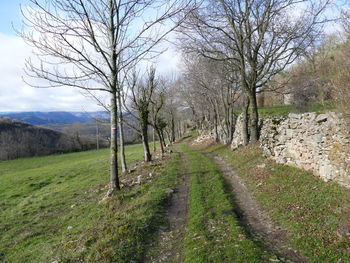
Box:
[178,0,330,144]
[20,0,332,196]
[123,67,182,162]
[179,54,240,143]
[21,0,194,195]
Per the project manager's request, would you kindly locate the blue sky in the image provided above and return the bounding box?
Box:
[0,0,24,35]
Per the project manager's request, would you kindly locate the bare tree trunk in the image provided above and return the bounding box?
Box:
[142,127,152,162]
[248,91,259,142]
[155,128,165,155]
[160,130,166,149]
[229,108,235,143]
[242,96,250,146]
[214,111,219,142]
[153,126,156,152]
[117,93,127,173]
[109,91,120,193]
[165,129,171,145]
[170,115,176,143]
[108,0,120,194]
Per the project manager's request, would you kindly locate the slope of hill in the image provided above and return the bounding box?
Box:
[0,118,102,160]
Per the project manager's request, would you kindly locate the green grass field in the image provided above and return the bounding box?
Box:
[0,144,180,263]
[204,143,350,262]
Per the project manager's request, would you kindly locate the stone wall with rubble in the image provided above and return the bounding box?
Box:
[231,112,350,188]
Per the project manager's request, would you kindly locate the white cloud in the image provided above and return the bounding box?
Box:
[156,47,181,75]
[0,32,107,112]
[0,31,181,112]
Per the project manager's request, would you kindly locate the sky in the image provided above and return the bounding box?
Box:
[0,1,181,112]
[0,1,346,112]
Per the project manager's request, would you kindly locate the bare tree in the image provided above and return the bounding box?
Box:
[20,0,193,195]
[181,54,240,144]
[180,0,330,142]
[150,83,167,155]
[125,68,158,162]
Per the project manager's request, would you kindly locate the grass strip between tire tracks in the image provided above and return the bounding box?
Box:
[181,144,277,263]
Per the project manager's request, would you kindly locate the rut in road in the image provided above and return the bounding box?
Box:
[144,149,189,263]
[210,153,309,263]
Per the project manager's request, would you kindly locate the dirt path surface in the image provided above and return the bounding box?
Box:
[144,149,189,263]
[211,154,308,263]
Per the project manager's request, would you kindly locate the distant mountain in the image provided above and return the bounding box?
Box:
[0,118,105,160]
[0,111,109,125]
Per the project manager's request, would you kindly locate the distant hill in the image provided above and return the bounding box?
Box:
[0,111,109,125]
[41,118,139,144]
[0,118,106,161]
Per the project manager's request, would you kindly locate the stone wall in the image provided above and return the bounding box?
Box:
[231,112,350,188]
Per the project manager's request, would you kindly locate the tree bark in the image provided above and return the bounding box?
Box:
[117,93,127,173]
[160,130,166,149]
[170,114,176,143]
[141,126,152,162]
[229,108,235,143]
[108,0,120,194]
[109,91,120,193]
[165,129,171,145]
[242,96,250,146]
[152,126,156,152]
[156,128,165,155]
[214,111,219,142]
[248,90,259,143]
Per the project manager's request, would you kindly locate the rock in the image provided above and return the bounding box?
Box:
[257,163,266,169]
[315,114,328,123]
[285,129,293,138]
[165,188,174,195]
[288,113,301,119]
[137,175,143,185]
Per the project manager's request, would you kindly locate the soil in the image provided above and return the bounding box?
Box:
[144,149,190,263]
[211,154,309,263]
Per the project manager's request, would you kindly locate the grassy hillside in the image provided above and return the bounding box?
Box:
[0,144,179,263]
